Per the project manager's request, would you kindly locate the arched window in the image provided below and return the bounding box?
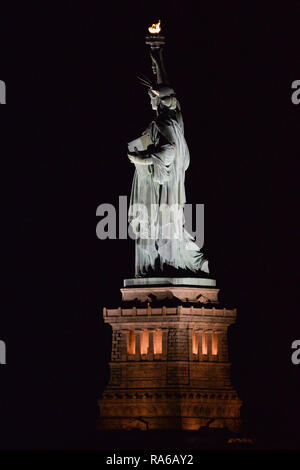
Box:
[212,331,218,356]
[140,329,149,355]
[192,330,199,355]
[154,329,162,355]
[202,331,208,355]
[127,330,136,355]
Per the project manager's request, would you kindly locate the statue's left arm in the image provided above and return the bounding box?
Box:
[128,155,153,165]
[128,139,175,168]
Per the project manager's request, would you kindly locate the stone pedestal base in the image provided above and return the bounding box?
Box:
[123,277,216,287]
[121,286,219,304]
[98,282,242,433]
[98,388,242,432]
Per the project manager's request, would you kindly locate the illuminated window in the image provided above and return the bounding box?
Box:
[212,332,218,356]
[127,330,136,355]
[192,330,199,355]
[202,332,208,355]
[140,329,149,355]
[154,329,162,355]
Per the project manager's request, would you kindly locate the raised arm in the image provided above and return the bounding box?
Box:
[150,48,170,87]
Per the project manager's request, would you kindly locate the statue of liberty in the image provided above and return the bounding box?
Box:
[127,35,209,278]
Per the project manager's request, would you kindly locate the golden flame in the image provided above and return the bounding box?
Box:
[148,19,161,34]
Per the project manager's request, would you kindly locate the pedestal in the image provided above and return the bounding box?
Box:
[97,280,242,432]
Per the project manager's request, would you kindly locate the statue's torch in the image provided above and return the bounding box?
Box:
[145,19,165,48]
[145,20,166,80]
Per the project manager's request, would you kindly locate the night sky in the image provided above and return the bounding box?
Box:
[0,1,299,449]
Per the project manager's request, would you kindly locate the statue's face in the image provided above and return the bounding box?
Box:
[150,95,158,110]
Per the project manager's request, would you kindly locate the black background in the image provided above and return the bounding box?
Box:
[0,1,299,449]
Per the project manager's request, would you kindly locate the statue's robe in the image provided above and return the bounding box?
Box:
[129,106,206,277]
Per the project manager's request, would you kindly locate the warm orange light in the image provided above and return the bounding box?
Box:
[202,332,208,355]
[141,330,149,355]
[148,19,161,34]
[127,330,136,355]
[154,329,162,354]
[212,332,218,356]
[192,331,199,355]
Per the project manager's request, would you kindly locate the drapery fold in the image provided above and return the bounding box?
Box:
[129,107,206,277]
